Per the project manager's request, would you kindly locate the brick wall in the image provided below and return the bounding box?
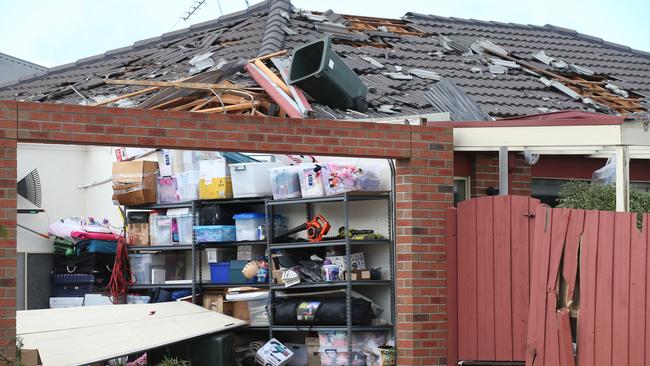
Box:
[470,152,531,197]
[0,100,453,365]
[0,102,16,360]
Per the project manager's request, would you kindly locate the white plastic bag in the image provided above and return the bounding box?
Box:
[592,156,616,185]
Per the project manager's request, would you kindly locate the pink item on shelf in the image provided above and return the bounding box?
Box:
[70,231,121,241]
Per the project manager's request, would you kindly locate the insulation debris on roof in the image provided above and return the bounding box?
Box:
[0,0,649,120]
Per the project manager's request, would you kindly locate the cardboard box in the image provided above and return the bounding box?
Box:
[237,244,266,261]
[202,292,234,316]
[272,270,285,284]
[305,337,321,366]
[21,349,42,366]
[344,269,371,281]
[127,223,149,246]
[112,161,158,206]
[199,159,232,199]
[232,300,250,322]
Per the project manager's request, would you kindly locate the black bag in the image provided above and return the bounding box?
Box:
[51,273,106,297]
[52,252,115,276]
[273,297,373,326]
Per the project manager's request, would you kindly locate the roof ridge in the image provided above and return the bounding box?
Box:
[258,0,292,56]
[404,12,650,60]
[0,0,273,91]
[0,52,47,71]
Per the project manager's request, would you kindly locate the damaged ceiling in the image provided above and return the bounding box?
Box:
[1,0,649,119]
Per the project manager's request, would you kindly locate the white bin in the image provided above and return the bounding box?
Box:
[229,162,283,198]
[233,212,266,241]
[269,166,302,200]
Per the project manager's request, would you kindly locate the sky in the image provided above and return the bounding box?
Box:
[0,0,648,68]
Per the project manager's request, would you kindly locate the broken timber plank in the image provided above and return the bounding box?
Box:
[577,210,599,366]
[562,209,585,307]
[556,309,575,366]
[195,101,260,113]
[254,59,291,95]
[248,49,288,63]
[105,79,254,91]
[91,86,159,107]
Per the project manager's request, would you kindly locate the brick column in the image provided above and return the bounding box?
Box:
[0,101,17,360]
[471,152,531,197]
[395,125,454,365]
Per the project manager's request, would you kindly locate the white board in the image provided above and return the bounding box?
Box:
[17,301,246,366]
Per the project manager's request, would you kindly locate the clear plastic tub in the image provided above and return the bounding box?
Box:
[269,166,302,200]
[321,163,381,195]
[177,170,199,201]
[194,225,236,243]
[127,295,151,304]
[298,163,325,198]
[233,213,266,241]
[229,162,283,198]
[129,254,165,284]
[157,176,180,203]
[175,215,194,245]
[248,298,269,326]
[150,215,173,246]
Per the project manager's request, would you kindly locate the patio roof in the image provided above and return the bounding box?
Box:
[443,111,650,211]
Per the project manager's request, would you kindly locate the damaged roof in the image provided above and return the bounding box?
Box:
[1,0,649,119]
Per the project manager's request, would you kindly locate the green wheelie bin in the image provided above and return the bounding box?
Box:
[288,36,369,111]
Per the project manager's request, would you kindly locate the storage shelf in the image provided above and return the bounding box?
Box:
[271,280,391,290]
[199,282,269,289]
[128,245,193,252]
[270,239,390,250]
[126,201,194,210]
[198,240,266,248]
[267,191,389,206]
[197,197,269,206]
[269,325,393,332]
[130,283,193,290]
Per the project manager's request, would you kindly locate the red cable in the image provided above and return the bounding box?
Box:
[106,235,134,303]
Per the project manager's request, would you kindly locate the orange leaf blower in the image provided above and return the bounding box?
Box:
[275,214,331,242]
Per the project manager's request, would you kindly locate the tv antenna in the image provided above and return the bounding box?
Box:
[169,0,208,30]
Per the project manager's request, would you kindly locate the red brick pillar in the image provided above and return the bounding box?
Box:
[395,125,454,365]
[471,152,532,197]
[0,101,17,360]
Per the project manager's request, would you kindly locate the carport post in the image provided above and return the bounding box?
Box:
[615,145,630,212]
[499,146,508,195]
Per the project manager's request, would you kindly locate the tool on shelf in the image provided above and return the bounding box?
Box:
[274,214,331,242]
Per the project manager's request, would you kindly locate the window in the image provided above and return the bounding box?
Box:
[454,177,470,205]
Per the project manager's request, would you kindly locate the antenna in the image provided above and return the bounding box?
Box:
[181,0,208,21]
[169,0,208,30]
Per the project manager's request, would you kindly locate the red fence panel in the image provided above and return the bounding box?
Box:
[448,196,540,365]
[526,208,650,366]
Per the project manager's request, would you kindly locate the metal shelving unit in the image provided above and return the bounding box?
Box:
[265,189,396,366]
[124,197,269,303]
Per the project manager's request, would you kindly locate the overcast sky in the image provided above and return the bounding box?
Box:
[1,0,648,68]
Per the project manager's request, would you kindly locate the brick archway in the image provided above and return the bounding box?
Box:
[0,100,453,365]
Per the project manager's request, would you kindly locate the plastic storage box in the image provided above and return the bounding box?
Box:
[150,215,173,246]
[157,176,180,203]
[248,298,270,326]
[298,163,325,198]
[177,170,200,201]
[210,262,230,284]
[126,295,151,304]
[207,247,236,263]
[269,166,302,200]
[229,162,283,198]
[321,163,381,196]
[233,213,266,241]
[174,215,194,245]
[194,225,236,243]
[129,254,165,284]
[199,159,232,199]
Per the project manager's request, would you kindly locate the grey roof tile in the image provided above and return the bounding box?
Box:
[1,2,649,119]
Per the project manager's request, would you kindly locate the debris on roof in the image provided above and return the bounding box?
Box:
[360,55,385,68]
[377,104,401,114]
[605,83,629,98]
[1,1,649,119]
[488,64,508,74]
[188,52,215,74]
[408,68,441,80]
[424,79,490,121]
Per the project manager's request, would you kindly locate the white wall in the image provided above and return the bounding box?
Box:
[17,144,87,253]
[17,143,124,253]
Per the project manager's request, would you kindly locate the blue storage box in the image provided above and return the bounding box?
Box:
[194,225,236,243]
[210,262,230,284]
